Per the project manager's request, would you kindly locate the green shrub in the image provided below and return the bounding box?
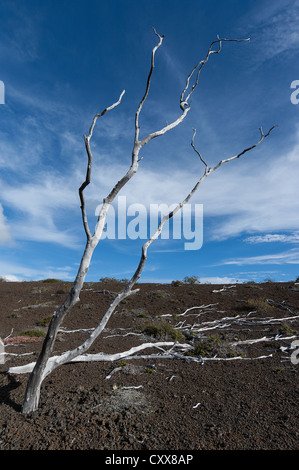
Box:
[99,277,129,284]
[142,321,183,341]
[37,316,53,327]
[280,324,295,335]
[171,280,184,287]
[183,275,200,284]
[186,335,244,359]
[19,330,46,338]
[246,298,271,312]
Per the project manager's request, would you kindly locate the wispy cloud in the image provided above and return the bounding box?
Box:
[245,0,299,63]
[0,3,42,63]
[200,276,240,284]
[0,260,75,281]
[0,203,12,245]
[1,120,298,250]
[0,172,82,248]
[224,248,299,266]
[245,232,299,244]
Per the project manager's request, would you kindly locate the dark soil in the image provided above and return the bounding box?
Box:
[0,279,298,451]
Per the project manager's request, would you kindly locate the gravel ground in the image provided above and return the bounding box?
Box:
[0,280,298,451]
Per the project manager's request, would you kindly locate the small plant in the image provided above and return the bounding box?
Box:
[209,334,222,346]
[171,280,184,287]
[138,312,147,318]
[187,340,212,357]
[152,290,168,298]
[11,311,21,318]
[19,330,46,338]
[142,321,183,341]
[245,298,271,312]
[99,277,128,284]
[280,324,294,335]
[186,334,244,359]
[37,316,53,327]
[183,275,200,284]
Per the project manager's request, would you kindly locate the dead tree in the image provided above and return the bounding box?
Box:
[8,29,275,414]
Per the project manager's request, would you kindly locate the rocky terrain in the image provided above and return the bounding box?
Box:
[0,279,298,451]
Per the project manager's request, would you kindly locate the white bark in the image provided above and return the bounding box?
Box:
[8,341,191,375]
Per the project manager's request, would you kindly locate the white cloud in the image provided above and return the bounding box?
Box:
[99,126,299,243]
[0,172,83,248]
[0,260,75,281]
[0,5,41,63]
[0,203,12,245]
[224,248,299,266]
[199,276,241,284]
[245,232,299,244]
[245,0,299,63]
[194,129,299,240]
[1,123,297,250]
[1,274,21,282]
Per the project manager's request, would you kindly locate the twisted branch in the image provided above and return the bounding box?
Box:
[79,90,125,240]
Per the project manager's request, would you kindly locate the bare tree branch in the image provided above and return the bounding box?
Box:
[135,27,164,144]
[79,90,125,240]
[140,37,250,148]
[191,129,208,167]
[180,37,250,108]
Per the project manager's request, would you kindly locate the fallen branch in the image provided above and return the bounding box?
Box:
[178,303,219,317]
[212,285,236,293]
[121,385,143,390]
[58,327,95,334]
[233,334,297,346]
[1,351,35,360]
[8,341,191,375]
[105,366,122,380]
[175,309,299,335]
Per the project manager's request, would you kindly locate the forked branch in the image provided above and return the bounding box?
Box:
[79,90,125,240]
[180,37,250,108]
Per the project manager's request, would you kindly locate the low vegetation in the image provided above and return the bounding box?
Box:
[186,334,244,359]
[37,316,53,327]
[19,330,46,338]
[142,321,183,341]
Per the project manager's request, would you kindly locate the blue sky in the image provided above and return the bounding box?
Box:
[0,0,299,284]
